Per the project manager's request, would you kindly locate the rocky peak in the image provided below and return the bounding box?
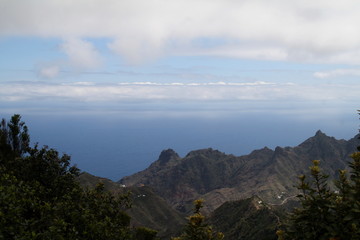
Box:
[295,130,351,162]
[249,146,274,157]
[157,149,180,166]
[299,130,330,146]
[274,146,284,154]
[315,129,325,135]
[185,148,225,159]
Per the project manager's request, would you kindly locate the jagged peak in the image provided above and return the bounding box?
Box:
[297,130,342,151]
[249,146,274,155]
[157,149,180,165]
[312,130,337,143]
[315,130,326,137]
[185,148,224,158]
[274,146,283,153]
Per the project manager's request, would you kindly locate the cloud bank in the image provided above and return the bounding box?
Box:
[314,69,360,78]
[0,81,356,103]
[1,0,360,64]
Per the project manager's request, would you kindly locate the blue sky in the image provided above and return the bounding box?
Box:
[1,0,360,179]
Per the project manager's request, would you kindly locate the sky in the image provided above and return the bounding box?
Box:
[1,0,360,180]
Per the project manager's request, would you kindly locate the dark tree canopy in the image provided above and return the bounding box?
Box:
[0,114,158,240]
[278,154,360,240]
[277,112,360,240]
[0,114,29,156]
[172,199,224,240]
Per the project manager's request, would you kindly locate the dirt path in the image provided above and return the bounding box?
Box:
[268,195,298,206]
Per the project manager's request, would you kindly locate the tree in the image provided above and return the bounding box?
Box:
[134,227,159,240]
[0,115,30,175]
[172,199,224,240]
[278,155,360,240]
[0,114,158,240]
[0,114,29,156]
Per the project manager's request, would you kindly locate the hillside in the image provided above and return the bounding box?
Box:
[208,196,282,240]
[119,131,359,214]
[78,173,185,238]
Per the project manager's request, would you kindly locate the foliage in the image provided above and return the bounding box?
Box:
[0,115,157,240]
[134,227,159,240]
[209,197,279,240]
[172,199,224,240]
[0,114,29,156]
[279,155,360,240]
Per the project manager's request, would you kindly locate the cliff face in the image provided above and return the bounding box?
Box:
[119,132,359,214]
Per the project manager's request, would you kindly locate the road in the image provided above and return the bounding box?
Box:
[268,195,298,206]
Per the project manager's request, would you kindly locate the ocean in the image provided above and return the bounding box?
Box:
[10,111,359,181]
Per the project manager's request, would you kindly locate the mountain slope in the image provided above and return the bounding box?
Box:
[77,172,185,238]
[119,131,359,214]
[208,196,282,240]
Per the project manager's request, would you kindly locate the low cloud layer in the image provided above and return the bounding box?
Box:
[0,81,356,104]
[1,0,360,64]
[314,69,360,78]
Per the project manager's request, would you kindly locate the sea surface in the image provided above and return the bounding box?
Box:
[5,112,358,181]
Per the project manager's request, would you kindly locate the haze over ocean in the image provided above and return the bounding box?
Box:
[3,110,354,181]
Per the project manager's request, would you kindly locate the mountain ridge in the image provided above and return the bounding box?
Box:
[119,131,359,214]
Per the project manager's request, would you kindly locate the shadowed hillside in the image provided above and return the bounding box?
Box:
[120,131,359,214]
[78,172,185,239]
[209,196,282,240]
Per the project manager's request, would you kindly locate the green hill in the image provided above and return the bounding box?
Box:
[78,172,185,239]
[209,196,282,240]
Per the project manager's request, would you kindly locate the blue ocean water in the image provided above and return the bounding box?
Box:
[10,112,359,181]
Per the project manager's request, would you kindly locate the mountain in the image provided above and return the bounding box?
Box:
[78,172,124,193]
[208,196,283,240]
[77,172,185,239]
[119,131,359,214]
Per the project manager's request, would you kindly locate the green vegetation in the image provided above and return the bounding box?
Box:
[172,199,224,240]
[209,196,280,240]
[278,155,360,240]
[126,186,185,239]
[0,114,158,240]
[77,173,186,239]
[2,114,360,240]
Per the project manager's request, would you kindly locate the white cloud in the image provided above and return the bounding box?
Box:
[70,82,96,86]
[0,81,357,103]
[117,81,274,86]
[1,0,360,64]
[314,69,360,78]
[34,38,102,77]
[61,38,102,69]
